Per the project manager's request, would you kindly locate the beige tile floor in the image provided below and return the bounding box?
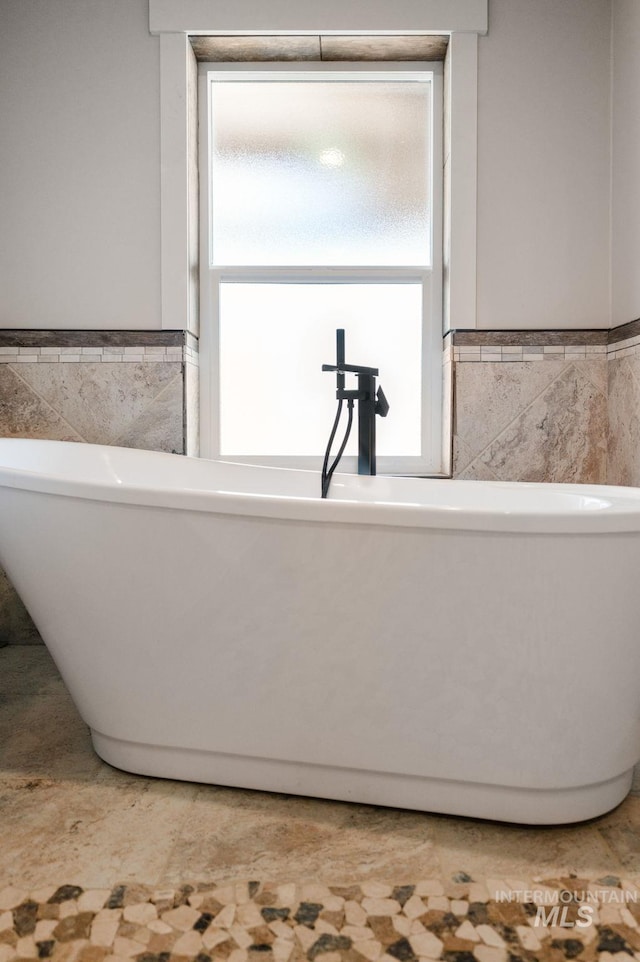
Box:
[2,646,640,891]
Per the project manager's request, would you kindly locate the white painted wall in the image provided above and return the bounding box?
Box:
[612,0,640,327]
[476,0,611,329]
[150,0,488,34]
[0,0,161,329]
[0,0,621,331]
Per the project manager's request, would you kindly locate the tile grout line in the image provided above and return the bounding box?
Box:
[6,364,89,443]
[454,361,581,476]
[109,371,184,448]
[574,358,609,399]
[455,453,501,482]
[619,353,640,397]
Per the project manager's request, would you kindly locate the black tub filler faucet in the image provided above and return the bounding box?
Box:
[321,328,389,498]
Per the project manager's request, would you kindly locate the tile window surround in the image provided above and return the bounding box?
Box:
[1,321,640,645]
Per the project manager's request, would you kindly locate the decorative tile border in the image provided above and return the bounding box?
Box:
[1,875,640,962]
[0,331,199,364]
[449,326,640,362]
[453,344,608,362]
[0,331,186,348]
[608,317,640,344]
[453,330,609,347]
[0,346,188,364]
[607,332,640,360]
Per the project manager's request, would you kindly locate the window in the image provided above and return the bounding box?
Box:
[199,63,443,474]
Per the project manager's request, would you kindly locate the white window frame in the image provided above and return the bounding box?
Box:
[150,0,486,474]
[198,61,443,475]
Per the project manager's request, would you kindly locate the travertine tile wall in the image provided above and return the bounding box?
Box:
[0,334,199,645]
[449,338,609,484]
[0,347,185,452]
[607,334,640,486]
[448,328,640,488]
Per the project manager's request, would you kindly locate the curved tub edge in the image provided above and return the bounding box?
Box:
[90,730,632,826]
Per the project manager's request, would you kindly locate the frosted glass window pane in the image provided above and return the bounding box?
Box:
[219,284,422,456]
[211,82,431,266]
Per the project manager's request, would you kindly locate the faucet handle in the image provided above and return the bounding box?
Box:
[375,385,390,417]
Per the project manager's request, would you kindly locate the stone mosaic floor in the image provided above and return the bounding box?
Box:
[4,649,640,961]
[3,876,640,962]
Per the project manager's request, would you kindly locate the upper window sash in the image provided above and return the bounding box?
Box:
[203,63,441,276]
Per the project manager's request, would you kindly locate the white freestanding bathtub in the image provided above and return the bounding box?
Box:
[1,439,640,824]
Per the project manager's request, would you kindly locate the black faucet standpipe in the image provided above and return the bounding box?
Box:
[320,329,389,498]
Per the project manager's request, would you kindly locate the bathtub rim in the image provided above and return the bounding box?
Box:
[0,438,639,534]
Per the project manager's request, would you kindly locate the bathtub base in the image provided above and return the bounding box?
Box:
[91,731,631,825]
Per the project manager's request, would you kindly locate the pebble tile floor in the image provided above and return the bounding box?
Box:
[3,648,640,962]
